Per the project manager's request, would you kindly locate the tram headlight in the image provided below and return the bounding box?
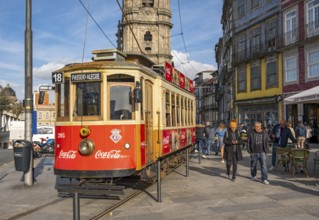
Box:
[80,126,91,137]
[78,139,95,156]
[124,143,130,149]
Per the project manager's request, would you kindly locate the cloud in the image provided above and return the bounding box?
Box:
[171,50,216,80]
[33,62,65,80]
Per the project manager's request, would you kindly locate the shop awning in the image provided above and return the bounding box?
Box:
[284,85,319,104]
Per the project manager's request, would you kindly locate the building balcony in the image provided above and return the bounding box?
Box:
[305,21,319,40]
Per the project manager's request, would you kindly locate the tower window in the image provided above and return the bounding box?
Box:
[145,47,152,51]
[144,31,152,41]
[142,0,154,7]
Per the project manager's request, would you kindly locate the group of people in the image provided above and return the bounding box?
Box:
[195,118,313,185]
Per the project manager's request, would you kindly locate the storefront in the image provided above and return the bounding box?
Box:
[236,97,279,132]
[284,85,319,143]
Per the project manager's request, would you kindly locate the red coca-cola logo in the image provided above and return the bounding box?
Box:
[59,150,77,159]
[95,150,121,159]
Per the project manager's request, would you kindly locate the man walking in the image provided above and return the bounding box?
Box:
[247,121,270,184]
[269,119,296,171]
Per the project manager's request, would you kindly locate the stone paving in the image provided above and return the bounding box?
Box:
[0,145,318,219]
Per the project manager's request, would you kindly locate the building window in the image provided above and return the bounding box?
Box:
[306,0,319,37]
[251,27,261,56]
[251,63,261,91]
[237,66,246,92]
[266,19,277,51]
[46,112,49,119]
[251,0,259,9]
[144,31,152,41]
[237,0,245,18]
[237,34,246,62]
[38,112,42,119]
[285,56,297,82]
[284,9,297,45]
[142,0,154,7]
[266,59,278,88]
[307,49,319,78]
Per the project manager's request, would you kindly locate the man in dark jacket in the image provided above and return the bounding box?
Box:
[247,121,270,184]
[269,119,296,170]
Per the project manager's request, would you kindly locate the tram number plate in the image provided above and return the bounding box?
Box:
[52,72,64,84]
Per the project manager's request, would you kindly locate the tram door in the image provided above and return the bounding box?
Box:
[144,80,154,163]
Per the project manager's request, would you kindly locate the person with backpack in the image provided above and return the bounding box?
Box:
[295,120,306,149]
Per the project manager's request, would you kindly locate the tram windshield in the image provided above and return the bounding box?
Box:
[75,82,101,116]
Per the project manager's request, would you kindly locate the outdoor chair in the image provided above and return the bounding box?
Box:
[289,149,310,178]
[274,147,291,173]
[314,151,319,176]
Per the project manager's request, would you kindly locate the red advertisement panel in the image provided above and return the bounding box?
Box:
[165,62,173,82]
[179,72,185,89]
[180,128,186,147]
[162,129,171,154]
[189,80,194,93]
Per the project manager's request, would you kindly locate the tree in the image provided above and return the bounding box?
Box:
[0,84,17,131]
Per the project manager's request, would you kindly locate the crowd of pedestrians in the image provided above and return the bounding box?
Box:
[195,118,315,185]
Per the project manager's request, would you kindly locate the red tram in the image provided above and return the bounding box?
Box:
[50,49,196,182]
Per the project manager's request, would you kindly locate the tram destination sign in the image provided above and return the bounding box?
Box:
[71,72,101,82]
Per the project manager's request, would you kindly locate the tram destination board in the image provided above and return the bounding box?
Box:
[71,72,101,82]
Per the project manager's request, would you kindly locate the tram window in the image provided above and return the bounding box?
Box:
[171,94,176,126]
[181,98,184,126]
[176,96,180,126]
[110,85,133,120]
[75,82,101,116]
[57,79,70,119]
[165,92,170,126]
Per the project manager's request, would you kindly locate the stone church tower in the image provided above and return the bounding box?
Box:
[121,0,173,65]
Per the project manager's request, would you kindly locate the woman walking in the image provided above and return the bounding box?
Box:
[223,119,243,181]
[215,122,227,163]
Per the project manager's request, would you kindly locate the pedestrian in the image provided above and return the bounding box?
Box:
[215,122,227,163]
[286,122,296,147]
[247,121,270,185]
[304,122,312,144]
[195,123,205,158]
[223,119,243,182]
[204,121,215,155]
[295,120,306,149]
[269,119,296,171]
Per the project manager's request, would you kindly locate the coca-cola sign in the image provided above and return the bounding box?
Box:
[59,150,77,159]
[95,150,121,159]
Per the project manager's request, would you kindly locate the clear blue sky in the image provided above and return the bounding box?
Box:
[0,0,222,101]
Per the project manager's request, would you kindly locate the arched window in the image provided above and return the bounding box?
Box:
[144,31,152,41]
[142,0,154,7]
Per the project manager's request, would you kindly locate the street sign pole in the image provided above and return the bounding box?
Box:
[24,0,33,186]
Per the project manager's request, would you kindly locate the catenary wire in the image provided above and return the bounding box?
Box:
[78,0,116,48]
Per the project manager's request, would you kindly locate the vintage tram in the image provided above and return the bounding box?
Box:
[49,49,196,183]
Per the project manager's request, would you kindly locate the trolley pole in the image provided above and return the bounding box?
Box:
[24,0,34,186]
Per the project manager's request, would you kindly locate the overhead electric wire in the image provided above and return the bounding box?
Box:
[78,0,116,48]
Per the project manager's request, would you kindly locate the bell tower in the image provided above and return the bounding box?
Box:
[121,0,173,65]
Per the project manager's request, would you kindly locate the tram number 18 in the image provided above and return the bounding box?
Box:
[52,72,64,84]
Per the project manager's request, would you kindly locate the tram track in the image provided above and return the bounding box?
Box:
[7,197,66,220]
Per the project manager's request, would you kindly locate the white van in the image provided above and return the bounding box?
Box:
[32,126,55,143]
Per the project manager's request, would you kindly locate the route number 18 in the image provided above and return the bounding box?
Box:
[52,72,64,84]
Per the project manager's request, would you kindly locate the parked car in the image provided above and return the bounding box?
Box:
[32,126,55,143]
